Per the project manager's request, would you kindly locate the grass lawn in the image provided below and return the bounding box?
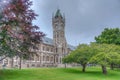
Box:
[0,67,120,80]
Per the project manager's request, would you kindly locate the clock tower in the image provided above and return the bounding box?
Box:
[52,9,67,64]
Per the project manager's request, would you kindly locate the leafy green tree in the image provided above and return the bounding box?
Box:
[63,44,95,72]
[95,28,120,69]
[95,28,120,45]
[90,43,120,74]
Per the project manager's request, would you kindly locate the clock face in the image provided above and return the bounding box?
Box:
[57,24,62,30]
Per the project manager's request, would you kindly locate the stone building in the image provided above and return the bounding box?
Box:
[0,9,75,68]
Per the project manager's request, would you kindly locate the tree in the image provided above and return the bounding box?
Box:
[0,30,17,61]
[95,28,120,45]
[90,43,120,74]
[95,28,120,69]
[0,0,45,69]
[63,44,95,72]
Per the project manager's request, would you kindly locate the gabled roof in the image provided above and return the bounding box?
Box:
[42,37,76,50]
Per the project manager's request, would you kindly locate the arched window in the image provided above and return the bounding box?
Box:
[36,55,39,61]
[56,57,58,62]
[56,48,58,53]
[60,57,62,63]
[51,48,53,52]
[43,46,45,51]
[39,56,41,61]
[46,56,49,61]
[46,47,49,51]
[50,56,53,62]
[43,56,45,61]
[30,55,34,60]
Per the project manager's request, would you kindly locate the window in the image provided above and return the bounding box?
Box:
[36,55,39,61]
[30,55,34,60]
[39,56,41,61]
[43,56,45,61]
[56,48,58,53]
[46,56,49,61]
[51,48,53,52]
[43,46,45,51]
[31,64,35,67]
[56,57,58,62]
[50,57,53,62]
[46,47,49,51]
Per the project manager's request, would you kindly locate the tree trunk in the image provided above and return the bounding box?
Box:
[19,54,22,69]
[82,64,86,72]
[19,57,22,70]
[102,65,107,75]
[110,63,114,70]
[64,63,67,68]
[11,58,14,68]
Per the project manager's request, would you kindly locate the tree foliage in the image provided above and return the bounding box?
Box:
[90,43,120,74]
[63,44,95,72]
[95,28,120,70]
[95,28,120,45]
[0,0,45,64]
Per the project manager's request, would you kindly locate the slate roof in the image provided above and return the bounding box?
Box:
[67,44,76,50]
[42,37,54,46]
[42,37,76,50]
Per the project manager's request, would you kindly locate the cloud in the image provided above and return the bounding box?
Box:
[31,0,120,46]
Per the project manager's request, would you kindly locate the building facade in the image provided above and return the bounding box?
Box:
[0,9,75,68]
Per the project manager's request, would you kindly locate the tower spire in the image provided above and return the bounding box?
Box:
[55,9,63,18]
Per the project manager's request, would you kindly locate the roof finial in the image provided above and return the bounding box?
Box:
[55,9,62,18]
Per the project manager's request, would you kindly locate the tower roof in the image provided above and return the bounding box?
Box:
[55,9,62,18]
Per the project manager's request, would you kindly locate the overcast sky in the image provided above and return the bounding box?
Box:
[31,0,120,46]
